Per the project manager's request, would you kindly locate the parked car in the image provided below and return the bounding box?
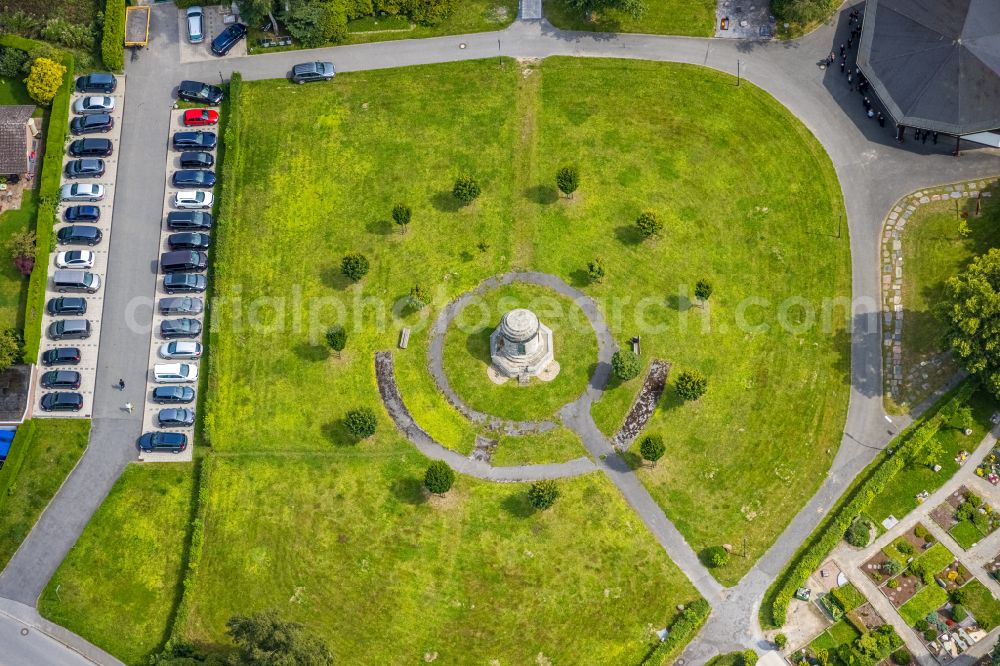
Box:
[160,250,207,273]
[57,225,103,246]
[153,363,199,383]
[69,138,113,158]
[163,273,207,294]
[46,297,87,316]
[186,6,204,43]
[48,319,91,340]
[179,151,214,169]
[63,206,101,223]
[70,114,113,135]
[182,109,218,126]
[291,61,335,84]
[40,392,84,412]
[40,370,81,389]
[53,270,100,294]
[55,250,95,269]
[172,169,216,188]
[211,23,247,56]
[76,73,117,93]
[152,386,195,404]
[64,159,105,179]
[160,318,202,339]
[159,297,204,315]
[158,408,196,427]
[166,211,213,231]
[159,341,202,359]
[60,183,104,202]
[167,232,211,250]
[137,431,188,454]
[178,80,223,105]
[41,347,81,366]
[73,96,115,115]
[173,131,217,151]
[173,190,213,209]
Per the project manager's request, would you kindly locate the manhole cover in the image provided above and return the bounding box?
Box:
[20,628,28,636]
[459,43,467,49]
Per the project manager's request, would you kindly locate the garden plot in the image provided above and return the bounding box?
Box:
[930,486,1000,549]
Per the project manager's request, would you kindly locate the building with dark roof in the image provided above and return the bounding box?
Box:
[0,105,36,175]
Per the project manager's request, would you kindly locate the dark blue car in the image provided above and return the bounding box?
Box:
[211,23,247,56]
[64,205,101,223]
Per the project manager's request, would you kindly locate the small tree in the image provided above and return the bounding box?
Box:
[528,479,559,510]
[704,545,728,567]
[226,609,332,666]
[587,257,605,283]
[694,279,713,306]
[844,518,870,547]
[341,252,370,281]
[344,407,376,439]
[774,634,788,650]
[675,369,708,401]
[408,284,428,310]
[611,349,641,381]
[392,203,411,234]
[452,175,481,205]
[921,436,944,468]
[742,650,758,666]
[325,325,346,357]
[635,211,663,238]
[8,230,35,277]
[0,330,21,374]
[991,634,1000,666]
[952,604,968,622]
[423,460,455,495]
[24,56,64,106]
[639,434,665,467]
[556,164,579,199]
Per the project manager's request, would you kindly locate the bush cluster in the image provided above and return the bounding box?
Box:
[528,479,558,510]
[452,175,480,204]
[703,546,728,568]
[844,517,870,547]
[675,369,707,401]
[612,349,640,381]
[423,460,454,494]
[25,57,65,105]
[640,598,710,665]
[345,407,377,439]
[764,386,973,627]
[102,0,125,72]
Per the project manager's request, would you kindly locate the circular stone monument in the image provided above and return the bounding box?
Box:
[489,308,558,383]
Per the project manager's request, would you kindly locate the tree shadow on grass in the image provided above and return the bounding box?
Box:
[391,477,428,505]
[321,420,357,446]
[665,293,692,312]
[501,491,535,518]
[294,342,329,362]
[568,269,592,289]
[525,184,558,205]
[319,265,354,290]
[431,190,462,213]
[365,219,394,235]
[620,449,644,470]
[614,225,643,246]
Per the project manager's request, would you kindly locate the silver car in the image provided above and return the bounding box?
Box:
[159,341,202,360]
[60,183,105,202]
[72,96,115,115]
[186,6,204,43]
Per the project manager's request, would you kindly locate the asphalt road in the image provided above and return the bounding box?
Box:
[1,3,999,664]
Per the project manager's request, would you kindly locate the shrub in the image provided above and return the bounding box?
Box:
[41,18,94,50]
[635,210,662,237]
[587,256,605,283]
[883,560,902,575]
[452,175,480,204]
[640,598,710,665]
[101,0,125,72]
[0,10,41,37]
[341,252,370,281]
[612,349,641,381]
[896,540,914,556]
[0,47,28,78]
[639,434,665,466]
[391,203,411,233]
[844,518,870,547]
[922,628,936,641]
[952,604,967,621]
[774,634,787,650]
[742,650,758,666]
[528,480,558,510]
[914,524,928,539]
[344,407,376,439]
[0,330,22,374]
[887,578,898,589]
[704,546,729,568]
[675,369,708,401]
[24,57,65,105]
[694,279,713,304]
[407,0,454,25]
[556,164,579,198]
[7,230,36,261]
[891,649,911,666]
[325,325,346,355]
[951,587,968,604]
[423,460,454,495]
[284,0,348,47]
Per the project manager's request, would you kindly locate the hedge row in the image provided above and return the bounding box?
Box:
[102,0,125,72]
[0,420,37,515]
[641,598,711,665]
[0,36,75,363]
[763,384,973,627]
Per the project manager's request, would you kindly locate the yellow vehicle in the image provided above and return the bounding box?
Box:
[125,5,150,47]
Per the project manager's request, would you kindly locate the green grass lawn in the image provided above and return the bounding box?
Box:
[914,542,955,574]
[961,579,1000,630]
[0,189,36,330]
[831,582,866,613]
[899,584,948,626]
[950,520,983,550]
[491,426,587,465]
[899,193,1000,408]
[545,0,715,36]
[0,419,88,571]
[884,537,916,566]
[206,57,849,588]
[865,389,995,526]
[0,75,33,106]
[706,653,743,666]
[179,453,699,663]
[809,619,859,653]
[442,283,598,421]
[39,463,196,666]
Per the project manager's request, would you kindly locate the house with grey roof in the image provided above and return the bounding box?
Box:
[0,106,37,176]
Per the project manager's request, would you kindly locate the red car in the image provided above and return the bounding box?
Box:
[183,109,219,126]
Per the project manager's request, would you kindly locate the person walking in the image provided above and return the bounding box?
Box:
[124,401,134,414]
[877,112,885,127]
[896,124,905,143]
[922,130,929,144]
[840,43,845,56]
[840,59,846,73]
[118,378,125,391]
[933,131,938,144]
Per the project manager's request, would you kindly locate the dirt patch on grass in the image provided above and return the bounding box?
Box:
[612,360,669,450]
[881,571,921,608]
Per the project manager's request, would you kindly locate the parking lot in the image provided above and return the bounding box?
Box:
[177,5,248,63]
[137,106,217,462]
[33,78,127,418]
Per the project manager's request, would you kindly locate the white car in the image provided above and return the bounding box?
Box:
[153,363,199,383]
[159,341,202,360]
[73,96,115,115]
[186,6,204,43]
[55,250,95,269]
[60,183,104,202]
[174,190,213,209]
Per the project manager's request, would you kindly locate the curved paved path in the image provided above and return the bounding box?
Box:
[3,4,1000,664]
